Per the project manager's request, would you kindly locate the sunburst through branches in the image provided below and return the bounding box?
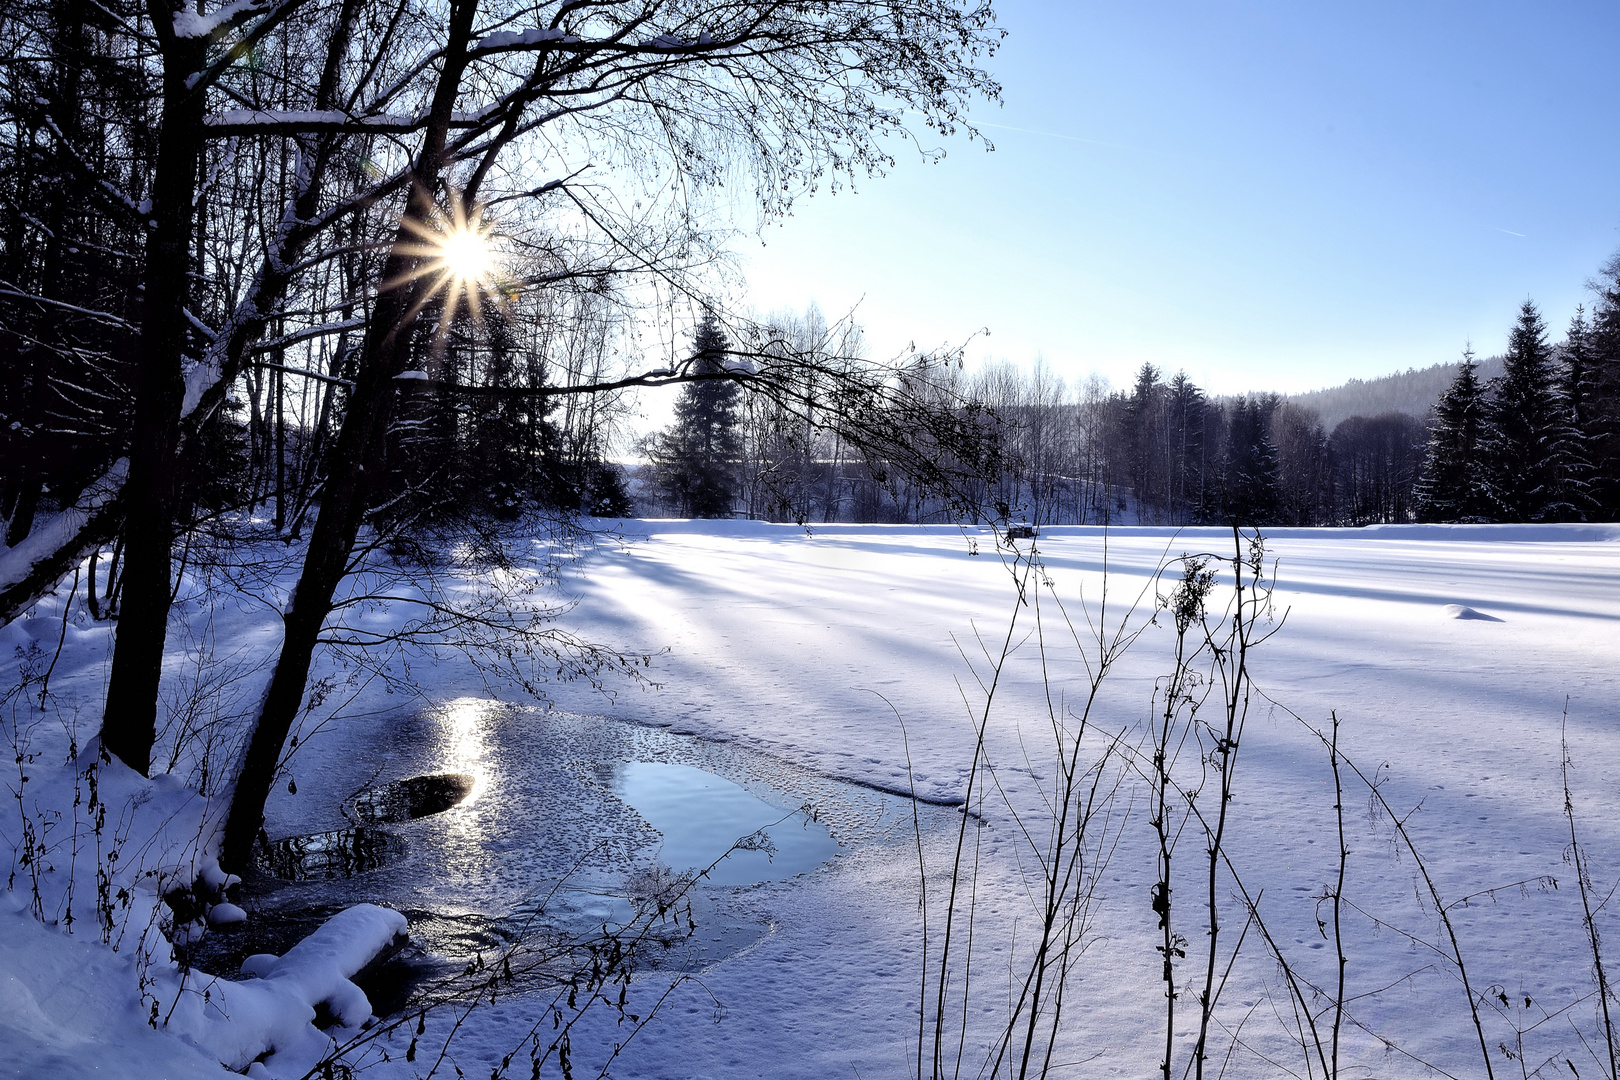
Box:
[391,192,510,336]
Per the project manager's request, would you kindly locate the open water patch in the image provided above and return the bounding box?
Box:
[259,702,921,912]
[614,761,839,886]
[240,703,940,1013]
[257,826,409,882]
[257,772,475,882]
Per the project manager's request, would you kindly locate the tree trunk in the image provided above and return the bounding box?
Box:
[96,0,367,770]
[220,0,479,872]
[99,26,208,774]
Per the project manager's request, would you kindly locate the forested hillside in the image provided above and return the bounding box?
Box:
[1282,355,1506,428]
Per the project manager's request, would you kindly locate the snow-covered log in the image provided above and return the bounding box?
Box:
[0,460,127,626]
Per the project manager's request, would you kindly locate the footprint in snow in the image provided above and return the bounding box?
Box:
[1442,603,1502,622]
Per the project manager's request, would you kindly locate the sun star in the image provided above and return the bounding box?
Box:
[389,191,507,328]
[438,223,494,285]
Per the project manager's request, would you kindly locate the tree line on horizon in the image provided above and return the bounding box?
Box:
[643,259,1620,528]
[639,344,1432,527]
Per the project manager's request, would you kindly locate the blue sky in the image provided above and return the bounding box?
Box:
[734,0,1620,396]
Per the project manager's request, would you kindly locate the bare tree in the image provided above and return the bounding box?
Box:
[209,0,1007,870]
[0,0,1007,799]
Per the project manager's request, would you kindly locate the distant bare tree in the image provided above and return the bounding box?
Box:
[1331,412,1427,524]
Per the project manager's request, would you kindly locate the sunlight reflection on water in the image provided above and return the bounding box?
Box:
[259,704,921,929]
[247,704,937,1010]
[435,697,495,810]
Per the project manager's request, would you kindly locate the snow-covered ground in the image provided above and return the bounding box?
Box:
[2,521,1618,1078]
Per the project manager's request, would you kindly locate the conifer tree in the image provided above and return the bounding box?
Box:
[1564,308,1597,437]
[1220,395,1280,524]
[1416,348,1491,521]
[1166,371,1209,520]
[1586,258,1620,517]
[645,312,743,517]
[1557,307,1599,515]
[1123,363,1163,519]
[1483,301,1580,520]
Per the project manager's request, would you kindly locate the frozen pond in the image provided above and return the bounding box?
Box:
[227,700,931,1004]
[613,761,840,885]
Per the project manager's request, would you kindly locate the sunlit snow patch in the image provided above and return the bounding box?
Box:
[614,761,839,886]
[1442,603,1503,621]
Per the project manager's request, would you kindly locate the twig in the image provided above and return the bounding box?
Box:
[1563,705,1617,1080]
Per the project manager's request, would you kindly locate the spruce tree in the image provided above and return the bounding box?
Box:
[1557,307,1599,516]
[1123,363,1162,519]
[646,312,743,517]
[1220,395,1280,525]
[1564,308,1596,437]
[1416,348,1491,522]
[1587,259,1620,518]
[1483,301,1579,520]
[1165,371,1208,520]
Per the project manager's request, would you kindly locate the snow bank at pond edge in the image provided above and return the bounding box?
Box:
[0,738,407,1078]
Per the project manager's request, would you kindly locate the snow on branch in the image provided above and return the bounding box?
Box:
[473,26,576,52]
[39,114,143,223]
[172,0,272,40]
[0,285,136,331]
[644,30,718,50]
[203,106,505,136]
[469,26,733,56]
[204,109,425,134]
[183,306,219,341]
[182,0,320,95]
[251,317,366,355]
[251,361,355,388]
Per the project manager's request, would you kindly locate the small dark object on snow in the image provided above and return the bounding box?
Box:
[1006,525,1036,541]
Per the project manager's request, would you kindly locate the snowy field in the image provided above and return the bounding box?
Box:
[3,521,1619,1078]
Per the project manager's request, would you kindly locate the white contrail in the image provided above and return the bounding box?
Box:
[974,120,1145,153]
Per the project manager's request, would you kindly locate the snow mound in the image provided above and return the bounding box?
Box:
[208,902,247,926]
[0,896,228,1079]
[248,903,407,1009]
[1442,603,1502,621]
[168,903,408,1076]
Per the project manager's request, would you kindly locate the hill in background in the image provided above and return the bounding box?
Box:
[1283,355,1504,429]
